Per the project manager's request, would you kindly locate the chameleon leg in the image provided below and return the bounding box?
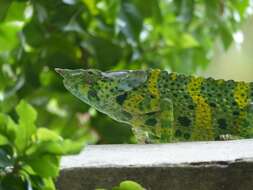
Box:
[132,127,150,144]
[131,98,174,143]
[157,98,174,143]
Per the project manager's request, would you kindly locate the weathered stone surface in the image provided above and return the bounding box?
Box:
[57,140,253,190]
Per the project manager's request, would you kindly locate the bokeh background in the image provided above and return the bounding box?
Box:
[0,0,253,144]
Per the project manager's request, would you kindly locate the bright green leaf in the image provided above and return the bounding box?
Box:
[6,116,17,142]
[15,100,37,153]
[180,33,199,48]
[36,128,62,142]
[41,139,85,155]
[27,155,60,178]
[26,137,85,156]
[0,22,22,52]
[56,138,85,154]
[4,1,27,22]
[42,178,56,190]
[16,100,37,126]
[118,180,144,190]
[82,0,98,15]
[0,134,8,146]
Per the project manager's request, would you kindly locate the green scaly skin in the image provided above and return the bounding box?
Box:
[56,68,253,143]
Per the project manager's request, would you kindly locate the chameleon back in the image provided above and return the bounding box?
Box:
[158,71,253,141]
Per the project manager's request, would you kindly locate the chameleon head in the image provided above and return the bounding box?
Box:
[55,68,102,106]
[55,68,148,123]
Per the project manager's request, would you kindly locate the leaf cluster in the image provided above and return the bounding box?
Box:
[0,100,86,190]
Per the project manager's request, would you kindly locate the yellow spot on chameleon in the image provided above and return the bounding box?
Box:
[191,96,213,140]
[234,82,250,109]
[187,77,214,140]
[171,73,177,81]
[148,69,161,98]
[123,94,144,114]
[187,76,203,93]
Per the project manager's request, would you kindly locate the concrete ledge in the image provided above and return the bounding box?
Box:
[57,140,253,190]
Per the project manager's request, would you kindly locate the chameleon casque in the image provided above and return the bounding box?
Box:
[56,68,253,143]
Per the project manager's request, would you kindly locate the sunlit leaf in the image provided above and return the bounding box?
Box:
[4,1,27,22]
[36,128,62,142]
[82,0,98,15]
[180,33,199,48]
[27,155,60,177]
[0,134,8,146]
[15,100,37,153]
[114,180,145,190]
[0,22,22,52]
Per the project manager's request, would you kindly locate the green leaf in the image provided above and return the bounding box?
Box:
[82,0,98,15]
[27,155,60,177]
[132,0,162,22]
[36,128,62,142]
[6,116,17,142]
[55,138,85,154]
[28,175,56,190]
[42,177,56,190]
[220,24,233,50]
[15,100,37,153]
[4,1,27,22]
[117,0,143,43]
[26,127,85,156]
[179,33,199,48]
[16,100,37,126]
[118,180,144,190]
[0,0,13,21]
[28,128,85,155]
[26,137,85,156]
[0,134,8,146]
[0,22,22,52]
[0,113,7,133]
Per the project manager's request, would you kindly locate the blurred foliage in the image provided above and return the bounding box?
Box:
[0,100,86,190]
[0,0,252,144]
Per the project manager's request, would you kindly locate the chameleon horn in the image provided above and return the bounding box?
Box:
[55,68,68,78]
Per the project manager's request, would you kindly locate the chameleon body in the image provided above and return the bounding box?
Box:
[56,68,253,143]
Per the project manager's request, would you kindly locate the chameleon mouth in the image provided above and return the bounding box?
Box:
[55,68,67,77]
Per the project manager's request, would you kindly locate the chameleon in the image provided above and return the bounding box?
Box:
[55,68,253,143]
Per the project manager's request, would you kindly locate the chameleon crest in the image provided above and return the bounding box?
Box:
[56,68,253,143]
